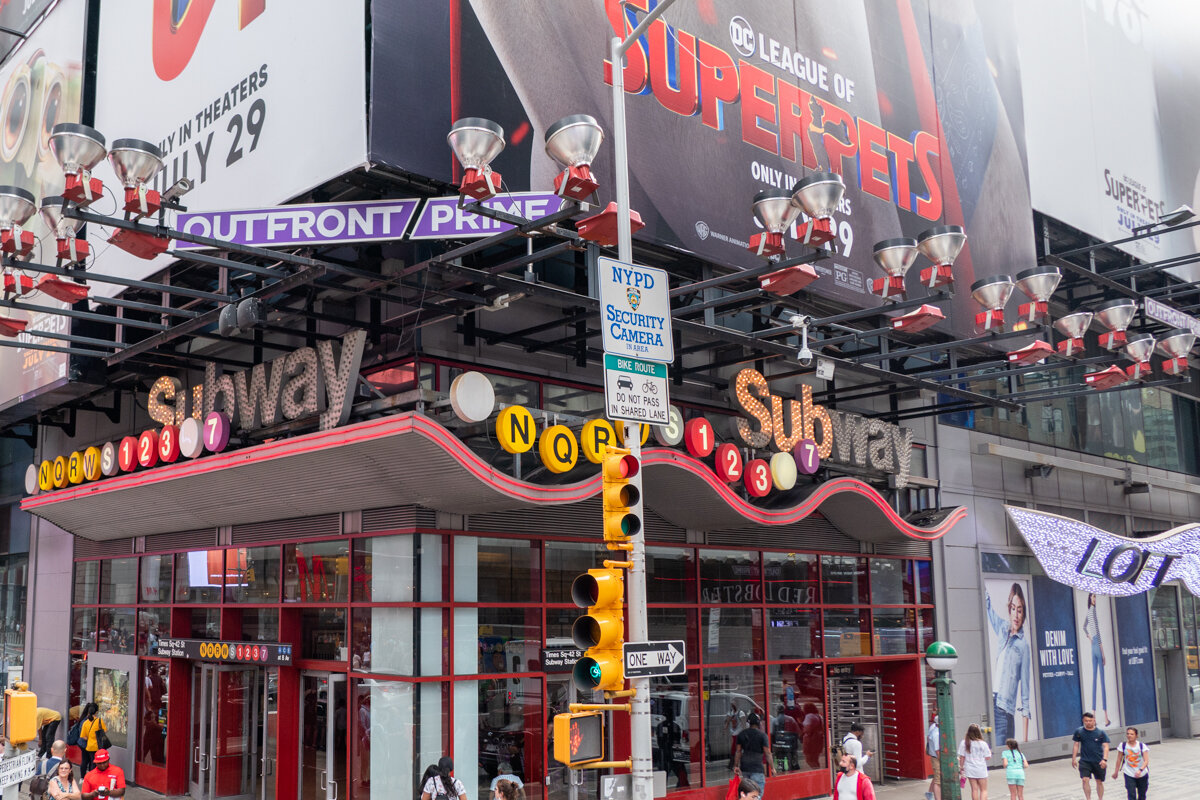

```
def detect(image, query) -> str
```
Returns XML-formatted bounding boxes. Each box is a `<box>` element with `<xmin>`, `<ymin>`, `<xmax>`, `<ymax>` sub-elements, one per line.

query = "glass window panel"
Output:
<box><xmin>224</xmin><ymin>546</ymin><xmax>281</xmax><ymax>602</ymax></box>
<box><xmin>175</xmin><ymin>551</ymin><xmax>223</xmax><ymax>603</ymax></box>
<box><xmin>242</xmin><ymin>608</ymin><xmax>279</xmax><ymax>642</ymax></box>
<box><xmin>702</xmin><ymin>665</ymin><xmax>764</xmax><ymax>786</ymax></box>
<box><xmin>544</xmin><ymin>383</ymin><xmax>605</xmax><ymax>417</ymax></box>
<box><xmin>351</xmin><ymin>678</ymin><xmax>422</xmax><ymax>800</ymax></box>
<box><xmin>284</xmin><ymin>540</ymin><xmax>350</xmax><ymax>602</ymax></box>
<box><xmin>457</xmin><ymin>677</ymin><xmax>543</xmax><ymax>798</ymax></box>
<box><xmin>351</xmin><ymin>608</ymin><xmax>445</xmax><ymax>675</ymax></box>
<box><xmin>873</xmin><ymin>608</ymin><xmax>916</xmax><ymax>655</ymax></box>
<box><xmin>545</xmin><ymin>541</ymin><xmax>606</xmax><ymax>605</ymax></box>
<box><xmin>454</xmin><ymin>607</ymin><xmax>541</xmax><ymax>675</ymax></box>
<box><xmin>821</xmin><ymin>556</ymin><xmax>868</xmax><ymax>605</ymax></box>
<box><xmin>701</xmin><ymin>550</ymin><xmax>761</xmax><ymax>605</ymax></box>
<box><xmin>91</xmin><ymin>668</ymin><xmax>130</xmax><ymax>749</ymax></box>
<box><xmin>190</xmin><ymin>608</ymin><xmax>220</xmax><ymax>639</ymax></box>
<box><xmin>869</xmin><ymin>559</ymin><xmax>912</xmax><ymax>605</ymax></box>
<box><xmin>73</xmin><ymin>561</ymin><xmax>99</xmax><ymax>605</ymax></box>
<box><xmin>767</xmin><ymin>663</ymin><xmax>826</xmax><ymax>773</ymax></box>
<box><xmin>823</xmin><ymin>610</ymin><xmax>871</xmax><ymax>657</ymax></box>
<box><xmin>916</xmin><ymin>561</ymin><xmax>933</xmax><ymax>605</ymax></box>
<box><xmin>72</xmin><ymin>608</ymin><xmax>96</xmax><ymax>650</ymax></box>
<box><xmin>763</xmin><ymin>552</ymin><xmax>818</xmax><ymax>605</ymax></box>
<box><xmin>766</xmin><ymin>609</ymin><xmax>821</xmax><ymax>660</ymax></box>
<box><xmin>920</xmin><ymin>608</ymin><xmax>936</xmax><ymax>653</ymax></box>
<box><xmin>301</xmin><ymin>607</ymin><xmax>348</xmax><ymax>660</ymax></box>
<box><xmin>1150</xmin><ymin>585</ymin><xmax>1181</xmax><ymax>650</ymax></box>
<box><xmin>701</xmin><ymin>608</ymin><xmax>762</xmax><ymax>663</ymax></box>
<box><xmin>138</xmin><ymin>607</ymin><xmax>171</xmax><ymax>655</ymax></box>
<box><xmin>98</xmin><ymin>608</ymin><xmax>135</xmax><ymax>654</ymax></box>
<box><xmin>138</xmin><ymin>660</ymin><xmax>169</xmax><ymax>767</ymax></box>
<box><xmin>648</xmin><ymin>547</ymin><xmax>697</xmax><ymax>604</ymax></box>
<box><xmin>69</xmin><ymin>655</ymin><xmax>85</xmax><ymax>718</ymax></box>
<box><xmin>454</xmin><ymin>538</ymin><xmax>539</xmax><ymax>604</ymax></box>
<box><xmin>139</xmin><ymin>554</ymin><xmax>172</xmax><ymax>603</ymax></box>
<box><xmin>354</xmin><ymin>534</ymin><xmax>442</xmax><ymax>602</ymax></box>
<box><xmin>650</xmin><ymin>670</ymin><xmax>700</xmax><ymax>791</ymax></box>
<box><xmin>649</xmin><ymin>608</ymin><xmax>699</xmax><ymax>664</ymax></box>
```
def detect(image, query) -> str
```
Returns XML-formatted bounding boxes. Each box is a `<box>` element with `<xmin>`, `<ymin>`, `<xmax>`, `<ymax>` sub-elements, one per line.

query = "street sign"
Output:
<box><xmin>0</xmin><ymin>750</ymin><xmax>36</xmax><ymax>789</ymax></box>
<box><xmin>598</xmin><ymin>256</ymin><xmax>674</xmax><ymax>363</ymax></box>
<box><xmin>604</xmin><ymin>354</ymin><xmax>669</xmax><ymax>425</ymax></box>
<box><xmin>623</xmin><ymin>640</ymin><xmax>686</xmax><ymax>677</ymax></box>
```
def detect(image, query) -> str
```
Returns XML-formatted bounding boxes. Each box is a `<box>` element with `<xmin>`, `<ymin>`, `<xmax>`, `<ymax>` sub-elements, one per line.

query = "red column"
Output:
<box><xmin>276</xmin><ymin>610</ymin><xmax>302</xmax><ymax>800</ymax></box>
<box><xmin>166</xmin><ymin>657</ymin><xmax>193</xmax><ymax>795</ymax></box>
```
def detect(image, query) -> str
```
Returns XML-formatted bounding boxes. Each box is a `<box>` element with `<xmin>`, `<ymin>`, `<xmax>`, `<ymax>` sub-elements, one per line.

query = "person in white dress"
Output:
<box><xmin>958</xmin><ymin>724</ymin><xmax>993</xmax><ymax>800</ymax></box>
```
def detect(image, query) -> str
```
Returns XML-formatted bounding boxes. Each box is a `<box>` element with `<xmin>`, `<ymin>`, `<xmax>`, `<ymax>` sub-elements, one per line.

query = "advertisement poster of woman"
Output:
<box><xmin>984</xmin><ymin>579</ymin><xmax>1039</xmax><ymax>745</ymax></box>
<box><xmin>1075</xmin><ymin>591</ymin><xmax>1120</xmax><ymax>728</ymax></box>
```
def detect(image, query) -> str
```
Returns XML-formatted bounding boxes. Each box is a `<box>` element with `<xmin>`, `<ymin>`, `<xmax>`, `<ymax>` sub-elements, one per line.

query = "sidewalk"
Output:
<box><xmin>875</xmin><ymin>737</ymin><xmax>1200</xmax><ymax>800</ymax></box>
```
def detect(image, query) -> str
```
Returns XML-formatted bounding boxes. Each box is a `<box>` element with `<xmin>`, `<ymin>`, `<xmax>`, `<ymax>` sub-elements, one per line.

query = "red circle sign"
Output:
<box><xmin>744</xmin><ymin>459</ymin><xmax>771</xmax><ymax>497</ymax></box>
<box><xmin>684</xmin><ymin>417</ymin><xmax>715</xmax><ymax>458</ymax></box>
<box><xmin>118</xmin><ymin>436</ymin><xmax>139</xmax><ymax>472</ymax></box>
<box><xmin>158</xmin><ymin>424</ymin><xmax>181</xmax><ymax>463</ymax></box>
<box><xmin>138</xmin><ymin>429</ymin><xmax>160</xmax><ymax>468</ymax></box>
<box><xmin>715</xmin><ymin>443</ymin><xmax>743</xmax><ymax>482</ymax></box>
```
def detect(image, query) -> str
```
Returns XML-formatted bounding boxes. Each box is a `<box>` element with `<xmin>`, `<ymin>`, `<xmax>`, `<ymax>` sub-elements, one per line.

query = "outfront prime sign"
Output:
<box><xmin>173</xmin><ymin>200</ymin><xmax>420</xmax><ymax>250</ymax></box>
<box><xmin>1006</xmin><ymin>506</ymin><xmax>1199</xmax><ymax>596</ymax></box>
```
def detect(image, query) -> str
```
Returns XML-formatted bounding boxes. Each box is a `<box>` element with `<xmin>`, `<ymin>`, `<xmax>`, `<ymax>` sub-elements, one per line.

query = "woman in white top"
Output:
<box><xmin>957</xmin><ymin>724</ymin><xmax>993</xmax><ymax>800</ymax></box>
<box><xmin>421</xmin><ymin>758</ymin><xmax>467</xmax><ymax>800</ymax></box>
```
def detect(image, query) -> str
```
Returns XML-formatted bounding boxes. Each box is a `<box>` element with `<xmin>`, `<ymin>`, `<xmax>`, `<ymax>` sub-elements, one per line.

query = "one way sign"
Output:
<box><xmin>623</xmin><ymin>640</ymin><xmax>686</xmax><ymax>677</ymax></box>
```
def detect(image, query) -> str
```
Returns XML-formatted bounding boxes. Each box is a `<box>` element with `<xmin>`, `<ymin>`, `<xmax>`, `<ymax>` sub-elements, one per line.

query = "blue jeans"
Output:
<box><xmin>1091</xmin><ymin>638</ymin><xmax>1107</xmax><ymax>711</ymax></box>
<box><xmin>993</xmin><ymin>697</ymin><xmax>1015</xmax><ymax>744</ymax></box>
<box><xmin>744</xmin><ymin>773</ymin><xmax>766</xmax><ymax>799</ymax></box>
<box><xmin>1124</xmin><ymin>773</ymin><xmax>1147</xmax><ymax>800</ymax></box>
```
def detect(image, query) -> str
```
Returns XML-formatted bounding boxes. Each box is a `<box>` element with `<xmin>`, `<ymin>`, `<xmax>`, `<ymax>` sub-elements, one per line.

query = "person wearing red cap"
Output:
<box><xmin>80</xmin><ymin>750</ymin><xmax>125</xmax><ymax>800</ymax></box>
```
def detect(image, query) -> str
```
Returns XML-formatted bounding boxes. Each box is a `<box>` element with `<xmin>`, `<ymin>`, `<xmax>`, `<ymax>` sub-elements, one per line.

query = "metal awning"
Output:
<box><xmin>21</xmin><ymin>412</ymin><xmax>965</xmax><ymax>542</ymax></box>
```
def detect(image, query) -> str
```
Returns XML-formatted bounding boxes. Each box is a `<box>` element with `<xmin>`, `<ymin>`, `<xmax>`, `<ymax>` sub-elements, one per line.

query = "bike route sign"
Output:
<box><xmin>604</xmin><ymin>354</ymin><xmax>669</xmax><ymax>425</ymax></box>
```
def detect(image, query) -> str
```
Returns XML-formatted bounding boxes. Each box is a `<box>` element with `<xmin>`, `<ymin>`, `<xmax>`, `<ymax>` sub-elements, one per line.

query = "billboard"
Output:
<box><xmin>1032</xmin><ymin>576</ymin><xmax>1082</xmax><ymax>740</ymax></box>
<box><xmin>1018</xmin><ymin>0</ymin><xmax>1200</xmax><ymax>277</ymax></box>
<box><xmin>371</xmin><ymin>0</ymin><xmax>1036</xmax><ymax>335</ymax></box>
<box><xmin>0</xmin><ymin>0</ymin><xmax>85</xmax><ymax>411</ymax></box>
<box><xmin>983</xmin><ymin>577</ymin><xmax>1039</xmax><ymax>744</ymax></box>
<box><xmin>1074</xmin><ymin>589</ymin><xmax>1120</xmax><ymax>728</ymax></box>
<box><xmin>87</xmin><ymin>0</ymin><xmax>368</xmax><ymax>294</ymax></box>
<box><xmin>1113</xmin><ymin>593</ymin><xmax>1157</xmax><ymax>726</ymax></box>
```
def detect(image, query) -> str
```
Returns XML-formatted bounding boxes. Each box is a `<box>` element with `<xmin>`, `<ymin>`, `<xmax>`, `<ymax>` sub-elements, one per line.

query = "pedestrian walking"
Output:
<box><xmin>925</xmin><ymin>714</ymin><xmax>941</xmax><ymax>800</ymax></box>
<box><xmin>1111</xmin><ymin>727</ymin><xmax>1149</xmax><ymax>800</ymax></box>
<box><xmin>78</xmin><ymin>704</ymin><xmax>107</xmax><ymax>777</ymax></box>
<box><xmin>840</xmin><ymin>723</ymin><xmax>873</xmax><ymax>773</ymax></box>
<box><xmin>1072</xmin><ymin>711</ymin><xmax>1110</xmax><ymax>800</ymax></box>
<box><xmin>957</xmin><ymin>724</ymin><xmax>992</xmax><ymax>800</ymax></box>
<box><xmin>832</xmin><ymin>754</ymin><xmax>876</xmax><ymax>800</ymax></box>
<box><xmin>733</xmin><ymin>713</ymin><xmax>773</xmax><ymax>799</ymax></box>
<box><xmin>421</xmin><ymin>757</ymin><xmax>466</xmax><ymax>800</ymax></box>
<box><xmin>1001</xmin><ymin>739</ymin><xmax>1027</xmax><ymax>800</ymax></box>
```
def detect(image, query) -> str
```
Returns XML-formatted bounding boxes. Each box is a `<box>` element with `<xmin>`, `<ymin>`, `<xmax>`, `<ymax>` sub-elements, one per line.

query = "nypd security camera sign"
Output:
<box><xmin>598</xmin><ymin>256</ymin><xmax>674</xmax><ymax>364</ymax></box>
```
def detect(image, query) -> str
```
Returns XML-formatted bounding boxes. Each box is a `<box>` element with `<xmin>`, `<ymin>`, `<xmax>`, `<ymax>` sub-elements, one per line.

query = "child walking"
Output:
<box><xmin>1001</xmin><ymin>739</ymin><xmax>1027</xmax><ymax>800</ymax></box>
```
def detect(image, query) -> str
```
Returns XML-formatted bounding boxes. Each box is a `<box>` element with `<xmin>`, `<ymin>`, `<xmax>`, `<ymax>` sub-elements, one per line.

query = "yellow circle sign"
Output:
<box><xmin>83</xmin><ymin>446</ymin><xmax>103</xmax><ymax>481</ymax></box>
<box><xmin>581</xmin><ymin>419</ymin><xmax>616</xmax><ymax>463</ymax></box>
<box><xmin>222</xmin><ymin>643</ymin><xmax>230</xmax><ymax>659</ymax></box>
<box><xmin>539</xmin><ymin>424</ymin><xmax>578</xmax><ymax>473</ymax></box>
<box><xmin>496</xmin><ymin>406</ymin><xmax>536</xmax><ymax>454</ymax></box>
<box><xmin>52</xmin><ymin>456</ymin><xmax>69</xmax><ymax>489</ymax></box>
<box><xmin>38</xmin><ymin>460</ymin><xmax>54</xmax><ymax>491</ymax></box>
<box><xmin>67</xmin><ymin>452</ymin><xmax>85</xmax><ymax>485</ymax></box>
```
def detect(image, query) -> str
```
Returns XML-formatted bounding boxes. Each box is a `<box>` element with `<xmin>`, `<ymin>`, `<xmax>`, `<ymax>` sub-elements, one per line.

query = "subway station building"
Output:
<box><xmin>2</xmin><ymin>3</ymin><xmax>1200</xmax><ymax>800</ymax></box>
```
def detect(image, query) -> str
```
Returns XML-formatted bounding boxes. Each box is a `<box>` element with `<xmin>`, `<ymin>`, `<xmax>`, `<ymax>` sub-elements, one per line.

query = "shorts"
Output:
<box><xmin>1079</xmin><ymin>761</ymin><xmax>1105</xmax><ymax>781</ymax></box>
<box><xmin>930</xmin><ymin>756</ymin><xmax>942</xmax><ymax>779</ymax></box>
<box><xmin>1007</xmin><ymin>779</ymin><xmax>1025</xmax><ymax>786</ymax></box>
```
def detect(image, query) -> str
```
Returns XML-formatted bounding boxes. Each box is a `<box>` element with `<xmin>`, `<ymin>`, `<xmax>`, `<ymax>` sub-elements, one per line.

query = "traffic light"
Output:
<box><xmin>571</xmin><ymin>567</ymin><xmax>625</xmax><ymax>691</ymax></box>
<box><xmin>552</xmin><ymin>711</ymin><xmax>605</xmax><ymax>767</ymax></box>
<box><xmin>602</xmin><ymin>447</ymin><xmax>641</xmax><ymax>546</ymax></box>
<box><xmin>4</xmin><ymin>681</ymin><xmax>37</xmax><ymax>745</ymax></box>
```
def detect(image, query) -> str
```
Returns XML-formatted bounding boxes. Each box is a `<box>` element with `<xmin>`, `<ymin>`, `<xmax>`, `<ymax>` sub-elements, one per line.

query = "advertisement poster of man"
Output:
<box><xmin>983</xmin><ymin>578</ymin><xmax>1038</xmax><ymax>744</ymax></box>
<box><xmin>1074</xmin><ymin>590</ymin><xmax>1120</xmax><ymax>728</ymax></box>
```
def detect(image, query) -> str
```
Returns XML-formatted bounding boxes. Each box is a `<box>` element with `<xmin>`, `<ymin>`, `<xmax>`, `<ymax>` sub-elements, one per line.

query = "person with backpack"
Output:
<box><xmin>421</xmin><ymin>757</ymin><xmax>466</xmax><ymax>800</ymax></box>
<box><xmin>839</xmin><ymin>724</ymin><xmax>872</xmax><ymax>774</ymax></box>
<box><xmin>78</xmin><ymin>704</ymin><xmax>107</xmax><ymax>776</ymax></box>
<box><xmin>28</xmin><ymin>740</ymin><xmax>67</xmax><ymax>797</ymax></box>
<box><xmin>1111</xmin><ymin>727</ymin><xmax>1149</xmax><ymax>800</ymax></box>
<box><xmin>1001</xmin><ymin>739</ymin><xmax>1027</xmax><ymax>800</ymax></box>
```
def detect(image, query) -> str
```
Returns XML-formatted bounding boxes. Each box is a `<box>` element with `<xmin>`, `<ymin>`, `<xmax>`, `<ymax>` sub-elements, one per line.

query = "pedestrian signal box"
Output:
<box><xmin>4</xmin><ymin>682</ymin><xmax>37</xmax><ymax>745</ymax></box>
<box><xmin>553</xmin><ymin>711</ymin><xmax>605</xmax><ymax>767</ymax></box>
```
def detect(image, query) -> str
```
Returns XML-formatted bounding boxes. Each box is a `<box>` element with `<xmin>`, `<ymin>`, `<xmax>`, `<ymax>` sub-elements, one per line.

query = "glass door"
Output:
<box><xmin>300</xmin><ymin>672</ymin><xmax>347</xmax><ymax>800</ymax></box>
<box><xmin>191</xmin><ymin>664</ymin><xmax>265</xmax><ymax>800</ymax></box>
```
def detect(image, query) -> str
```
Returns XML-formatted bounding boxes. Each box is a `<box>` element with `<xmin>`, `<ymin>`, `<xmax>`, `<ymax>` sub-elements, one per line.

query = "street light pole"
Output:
<box><xmin>925</xmin><ymin>642</ymin><xmax>962</xmax><ymax>800</ymax></box>
<box><xmin>610</xmin><ymin>4</ymin><xmax>679</xmax><ymax>800</ymax></box>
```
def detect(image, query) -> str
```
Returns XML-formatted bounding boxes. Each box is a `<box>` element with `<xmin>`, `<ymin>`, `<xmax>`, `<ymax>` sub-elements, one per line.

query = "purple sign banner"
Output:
<box><xmin>1144</xmin><ymin>297</ymin><xmax>1200</xmax><ymax>337</ymax></box>
<box><xmin>172</xmin><ymin>200</ymin><xmax>420</xmax><ymax>251</ymax></box>
<box><xmin>408</xmin><ymin>192</ymin><xmax>566</xmax><ymax>239</ymax></box>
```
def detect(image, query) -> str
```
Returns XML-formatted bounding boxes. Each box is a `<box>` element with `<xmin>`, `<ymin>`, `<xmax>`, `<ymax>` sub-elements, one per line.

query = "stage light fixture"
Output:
<box><xmin>1084</xmin><ymin>365</ymin><xmax>1128</xmax><ymax>390</ymax></box>
<box><xmin>545</xmin><ymin>114</ymin><xmax>604</xmax><ymax>201</ymax></box>
<box><xmin>1053</xmin><ymin>310</ymin><xmax>1093</xmax><ymax>357</ymax></box>
<box><xmin>1014</xmin><ymin>265</ymin><xmax>1061</xmax><ymax>323</ymax></box>
<box><xmin>970</xmin><ymin>274</ymin><xmax>1014</xmax><ymax>331</ymax></box>
<box><xmin>108</xmin><ymin>138</ymin><xmax>165</xmax><ymax>217</ymax></box>
<box><xmin>1122</xmin><ymin>333</ymin><xmax>1155</xmax><ymax>381</ymax></box>
<box><xmin>1092</xmin><ymin>298</ymin><xmax>1138</xmax><ymax>351</ymax></box>
<box><xmin>889</xmin><ymin>304</ymin><xmax>944</xmax><ymax>332</ymax></box>
<box><xmin>1156</xmin><ymin>328</ymin><xmax>1196</xmax><ymax>376</ymax></box>
<box><xmin>447</xmin><ymin>117</ymin><xmax>505</xmax><ymax>200</ymax></box>
<box><xmin>40</xmin><ymin>197</ymin><xmax>88</xmax><ymax>264</ymax></box>
<box><xmin>49</xmin><ymin>123</ymin><xmax>106</xmax><ymax>206</ymax></box>
<box><xmin>916</xmin><ymin>225</ymin><xmax>966</xmax><ymax>289</ymax></box>
<box><xmin>870</xmin><ymin>237</ymin><xmax>918</xmax><ymax>299</ymax></box>
<box><xmin>748</xmin><ymin>188</ymin><xmax>800</xmax><ymax>258</ymax></box>
<box><xmin>0</xmin><ymin>185</ymin><xmax>36</xmax><ymax>257</ymax></box>
<box><xmin>790</xmin><ymin>172</ymin><xmax>843</xmax><ymax>246</ymax></box>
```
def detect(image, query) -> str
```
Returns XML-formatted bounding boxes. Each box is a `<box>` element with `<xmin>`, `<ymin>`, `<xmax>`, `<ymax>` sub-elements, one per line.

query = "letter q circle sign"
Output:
<box><xmin>450</xmin><ymin>371</ymin><xmax>496</xmax><ymax>423</ymax></box>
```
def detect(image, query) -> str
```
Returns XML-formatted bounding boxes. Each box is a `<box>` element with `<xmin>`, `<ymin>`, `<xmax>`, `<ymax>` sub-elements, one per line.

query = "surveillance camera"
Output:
<box><xmin>789</xmin><ymin>313</ymin><xmax>811</xmax><ymax>328</ymax></box>
<box><xmin>798</xmin><ymin>346</ymin><xmax>813</xmax><ymax>366</ymax></box>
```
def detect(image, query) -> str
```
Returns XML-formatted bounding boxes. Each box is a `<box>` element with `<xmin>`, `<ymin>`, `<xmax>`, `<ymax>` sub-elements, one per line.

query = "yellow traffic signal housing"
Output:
<box><xmin>4</xmin><ymin>682</ymin><xmax>37</xmax><ymax>745</ymax></box>
<box><xmin>602</xmin><ymin>448</ymin><xmax>641</xmax><ymax>544</ymax></box>
<box><xmin>571</xmin><ymin>567</ymin><xmax>625</xmax><ymax>691</ymax></box>
<box><xmin>552</xmin><ymin>711</ymin><xmax>605</xmax><ymax>767</ymax></box>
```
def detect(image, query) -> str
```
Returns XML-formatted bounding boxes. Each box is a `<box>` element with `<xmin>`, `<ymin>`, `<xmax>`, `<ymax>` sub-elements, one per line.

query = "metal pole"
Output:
<box><xmin>934</xmin><ymin>671</ymin><xmax>961</xmax><ymax>800</ymax></box>
<box><xmin>612</xmin><ymin>5</ymin><xmax>678</xmax><ymax>799</ymax></box>
<box><xmin>624</xmin><ymin>421</ymin><xmax>651</xmax><ymax>800</ymax></box>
